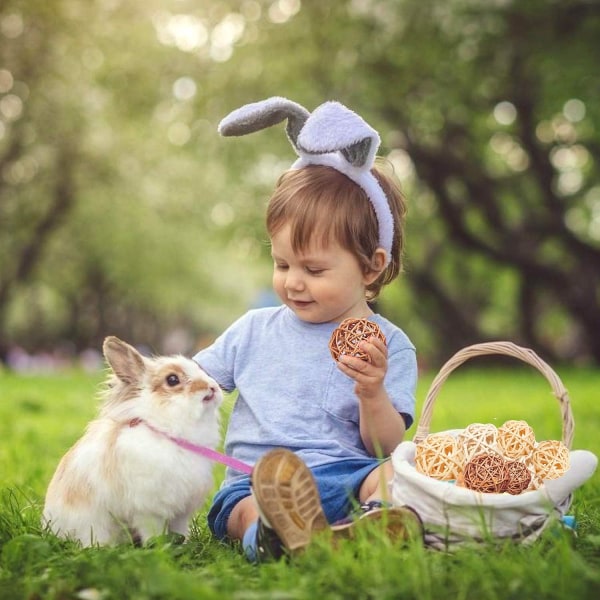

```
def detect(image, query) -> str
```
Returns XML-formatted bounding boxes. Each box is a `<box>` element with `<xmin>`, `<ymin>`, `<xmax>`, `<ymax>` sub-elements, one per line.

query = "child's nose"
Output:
<box><xmin>285</xmin><ymin>269</ymin><xmax>305</xmax><ymax>291</ymax></box>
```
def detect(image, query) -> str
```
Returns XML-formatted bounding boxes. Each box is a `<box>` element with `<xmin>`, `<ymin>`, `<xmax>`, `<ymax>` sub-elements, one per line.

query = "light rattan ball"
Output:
<box><xmin>532</xmin><ymin>440</ymin><xmax>570</xmax><ymax>482</ymax></box>
<box><xmin>329</xmin><ymin>318</ymin><xmax>386</xmax><ymax>363</ymax></box>
<box><xmin>505</xmin><ymin>460</ymin><xmax>533</xmax><ymax>495</ymax></box>
<box><xmin>456</xmin><ymin>423</ymin><xmax>500</xmax><ymax>465</ymax></box>
<box><xmin>497</xmin><ymin>419</ymin><xmax>537</xmax><ymax>460</ymax></box>
<box><xmin>415</xmin><ymin>433</ymin><xmax>459</xmax><ymax>481</ymax></box>
<box><xmin>462</xmin><ymin>453</ymin><xmax>510</xmax><ymax>493</ymax></box>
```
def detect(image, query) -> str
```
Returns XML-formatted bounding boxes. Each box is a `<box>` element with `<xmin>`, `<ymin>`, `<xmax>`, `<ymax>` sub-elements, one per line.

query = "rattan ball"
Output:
<box><xmin>462</xmin><ymin>453</ymin><xmax>510</xmax><ymax>493</ymax></box>
<box><xmin>415</xmin><ymin>433</ymin><xmax>459</xmax><ymax>480</ymax></box>
<box><xmin>532</xmin><ymin>440</ymin><xmax>570</xmax><ymax>482</ymax></box>
<box><xmin>456</xmin><ymin>423</ymin><xmax>500</xmax><ymax>465</ymax></box>
<box><xmin>505</xmin><ymin>460</ymin><xmax>532</xmax><ymax>495</ymax></box>
<box><xmin>497</xmin><ymin>420</ymin><xmax>537</xmax><ymax>460</ymax></box>
<box><xmin>329</xmin><ymin>318</ymin><xmax>386</xmax><ymax>362</ymax></box>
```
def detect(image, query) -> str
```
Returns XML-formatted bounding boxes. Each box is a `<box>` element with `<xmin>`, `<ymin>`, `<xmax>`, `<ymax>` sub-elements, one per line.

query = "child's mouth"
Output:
<box><xmin>289</xmin><ymin>299</ymin><xmax>313</xmax><ymax>309</ymax></box>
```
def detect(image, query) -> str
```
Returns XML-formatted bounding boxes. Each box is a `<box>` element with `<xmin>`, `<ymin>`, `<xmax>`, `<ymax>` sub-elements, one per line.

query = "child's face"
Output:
<box><xmin>270</xmin><ymin>223</ymin><xmax>375</xmax><ymax>324</ymax></box>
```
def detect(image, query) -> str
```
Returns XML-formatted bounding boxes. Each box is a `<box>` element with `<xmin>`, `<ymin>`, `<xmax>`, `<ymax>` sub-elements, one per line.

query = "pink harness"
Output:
<box><xmin>128</xmin><ymin>418</ymin><xmax>253</xmax><ymax>475</ymax></box>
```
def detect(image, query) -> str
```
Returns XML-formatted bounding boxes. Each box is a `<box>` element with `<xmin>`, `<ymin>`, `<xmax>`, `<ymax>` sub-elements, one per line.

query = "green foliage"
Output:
<box><xmin>1</xmin><ymin>368</ymin><xmax>599</xmax><ymax>599</ymax></box>
<box><xmin>206</xmin><ymin>0</ymin><xmax>600</xmax><ymax>364</ymax></box>
<box><xmin>0</xmin><ymin>0</ymin><xmax>272</xmax><ymax>355</ymax></box>
<box><xmin>1</xmin><ymin>0</ymin><xmax>600</xmax><ymax>363</ymax></box>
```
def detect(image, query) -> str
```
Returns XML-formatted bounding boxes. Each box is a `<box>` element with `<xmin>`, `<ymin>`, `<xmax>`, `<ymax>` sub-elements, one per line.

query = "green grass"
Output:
<box><xmin>1</xmin><ymin>365</ymin><xmax>600</xmax><ymax>599</ymax></box>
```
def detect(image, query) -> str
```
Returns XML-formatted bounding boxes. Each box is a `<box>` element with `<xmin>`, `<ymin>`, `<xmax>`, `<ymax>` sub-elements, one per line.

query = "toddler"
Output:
<box><xmin>194</xmin><ymin>98</ymin><xmax>422</xmax><ymax>561</ymax></box>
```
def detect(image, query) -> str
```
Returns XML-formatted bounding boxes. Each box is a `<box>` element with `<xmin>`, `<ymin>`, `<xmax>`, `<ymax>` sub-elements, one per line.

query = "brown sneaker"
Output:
<box><xmin>251</xmin><ymin>448</ymin><xmax>328</xmax><ymax>560</ymax></box>
<box><xmin>331</xmin><ymin>501</ymin><xmax>424</xmax><ymax>544</ymax></box>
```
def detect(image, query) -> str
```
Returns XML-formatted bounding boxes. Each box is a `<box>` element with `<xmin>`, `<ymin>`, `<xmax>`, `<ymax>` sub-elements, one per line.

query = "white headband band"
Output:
<box><xmin>218</xmin><ymin>97</ymin><xmax>394</xmax><ymax>267</ymax></box>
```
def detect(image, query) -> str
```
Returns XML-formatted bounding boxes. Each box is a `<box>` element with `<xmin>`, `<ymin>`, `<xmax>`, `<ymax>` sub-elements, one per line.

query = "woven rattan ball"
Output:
<box><xmin>456</xmin><ymin>423</ymin><xmax>500</xmax><ymax>465</ymax></box>
<box><xmin>329</xmin><ymin>318</ymin><xmax>386</xmax><ymax>362</ymax></box>
<box><xmin>415</xmin><ymin>433</ymin><xmax>459</xmax><ymax>480</ymax></box>
<box><xmin>497</xmin><ymin>420</ymin><xmax>536</xmax><ymax>460</ymax></box>
<box><xmin>462</xmin><ymin>453</ymin><xmax>510</xmax><ymax>493</ymax></box>
<box><xmin>532</xmin><ymin>440</ymin><xmax>570</xmax><ymax>482</ymax></box>
<box><xmin>505</xmin><ymin>460</ymin><xmax>532</xmax><ymax>495</ymax></box>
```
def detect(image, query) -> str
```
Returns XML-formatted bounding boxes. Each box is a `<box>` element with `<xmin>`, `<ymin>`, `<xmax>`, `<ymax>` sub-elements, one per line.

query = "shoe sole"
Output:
<box><xmin>252</xmin><ymin>448</ymin><xmax>328</xmax><ymax>553</ymax></box>
<box><xmin>331</xmin><ymin>505</ymin><xmax>424</xmax><ymax>543</ymax></box>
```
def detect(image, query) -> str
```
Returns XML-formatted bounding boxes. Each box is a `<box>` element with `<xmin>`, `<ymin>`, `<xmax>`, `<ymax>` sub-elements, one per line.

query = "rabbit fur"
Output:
<box><xmin>43</xmin><ymin>336</ymin><xmax>222</xmax><ymax>546</ymax></box>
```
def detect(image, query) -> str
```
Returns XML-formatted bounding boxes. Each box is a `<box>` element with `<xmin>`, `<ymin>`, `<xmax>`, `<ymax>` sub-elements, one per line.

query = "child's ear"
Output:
<box><xmin>363</xmin><ymin>248</ymin><xmax>387</xmax><ymax>284</ymax></box>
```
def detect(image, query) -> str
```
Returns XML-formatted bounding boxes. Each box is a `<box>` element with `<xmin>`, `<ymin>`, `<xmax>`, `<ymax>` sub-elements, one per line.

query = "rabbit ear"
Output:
<box><xmin>218</xmin><ymin>96</ymin><xmax>310</xmax><ymax>149</ymax></box>
<box><xmin>296</xmin><ymin>101</ymin><xmax>380</xmax><ymax>169</ymax></box>
<box><xmin>103</xmin><ymin>336</ymin><xmax>145</xmax><ymax>385</ymax></box>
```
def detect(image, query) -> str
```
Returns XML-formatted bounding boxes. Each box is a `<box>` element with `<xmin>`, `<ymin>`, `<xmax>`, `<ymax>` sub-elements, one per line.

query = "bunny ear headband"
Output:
<box><xmin>218</xmin><ymin>96</ymin><xmax>394</xmax><ymax>267</ymax></box>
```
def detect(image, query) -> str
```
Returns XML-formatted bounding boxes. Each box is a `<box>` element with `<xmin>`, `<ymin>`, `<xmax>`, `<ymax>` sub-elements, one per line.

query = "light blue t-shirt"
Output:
<box><xmin>193</xmin><ymin>305</ymin><xmax>417</xmax><ymax>483</ymax></box>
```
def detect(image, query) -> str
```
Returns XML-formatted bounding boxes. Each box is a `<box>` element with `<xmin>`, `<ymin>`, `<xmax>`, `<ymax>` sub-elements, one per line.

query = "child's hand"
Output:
<box><xmin>336</xmin><ymin>336</ymin><xmax>388</xmax><ymax>401</ymax></box>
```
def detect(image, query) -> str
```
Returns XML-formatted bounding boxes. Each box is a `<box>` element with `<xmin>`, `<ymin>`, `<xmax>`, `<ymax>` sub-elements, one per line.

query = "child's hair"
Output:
<box><xmin>266</xmin><ymin>162</ymin><xmax>406</xmax><ymax>300</ymax></box>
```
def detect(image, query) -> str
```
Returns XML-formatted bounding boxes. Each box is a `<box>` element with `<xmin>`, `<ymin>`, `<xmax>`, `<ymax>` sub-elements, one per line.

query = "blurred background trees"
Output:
<box><xmin>1</xmin><ymin>0</ymin><xmax>598</xmax><ymax>368</ymax></box>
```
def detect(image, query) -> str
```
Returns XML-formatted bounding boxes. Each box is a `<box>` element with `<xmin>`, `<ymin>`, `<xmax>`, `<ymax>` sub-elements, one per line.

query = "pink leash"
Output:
<box><xmin>129</xmin><ymin>418</ymin><xmax>253</xmax><ymax>475</ymax></box>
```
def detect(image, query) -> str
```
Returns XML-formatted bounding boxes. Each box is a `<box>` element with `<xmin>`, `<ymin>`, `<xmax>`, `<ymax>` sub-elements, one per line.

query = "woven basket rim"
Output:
<box><xmin>412</xmin><ymin>341</ymin><xmax>574</xmax><ymax>449</ymax></box>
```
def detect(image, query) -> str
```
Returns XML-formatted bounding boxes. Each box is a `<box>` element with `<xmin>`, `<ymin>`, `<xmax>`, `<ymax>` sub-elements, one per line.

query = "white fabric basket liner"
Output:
<box><xmin>392</xmin><ymin>439</ymin><xmax>597</xmax><ymax>545</ymax></box>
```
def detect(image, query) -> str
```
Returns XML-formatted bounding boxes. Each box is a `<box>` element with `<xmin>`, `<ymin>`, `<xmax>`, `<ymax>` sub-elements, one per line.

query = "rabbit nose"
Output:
<box><xmin>203</xmin><ymin>385</ymin><xmax>218</xmax><ymax>403</ymax></box>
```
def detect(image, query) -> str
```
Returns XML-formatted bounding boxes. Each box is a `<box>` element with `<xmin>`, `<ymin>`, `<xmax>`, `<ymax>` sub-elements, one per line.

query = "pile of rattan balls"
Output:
<box><xmin>414</xmin><ymin>420</ymin><xmax>570</xmax><ymax>494</ymax></box>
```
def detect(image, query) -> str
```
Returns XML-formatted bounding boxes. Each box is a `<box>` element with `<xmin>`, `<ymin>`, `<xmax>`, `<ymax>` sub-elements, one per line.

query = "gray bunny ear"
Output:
<box><xmin>218</xmin><ymin>96</ymin><xmax>310</xmax><ymax>148</ymax></box>
<box><xmin>296</xmin><ymin>101</ymin><xmax>380</xmax><ymax>169</ymax></box>
<box><xmin>340</xmin><ymin>139</ymin><xmax>376</xmax><ymax>168</ymax></box>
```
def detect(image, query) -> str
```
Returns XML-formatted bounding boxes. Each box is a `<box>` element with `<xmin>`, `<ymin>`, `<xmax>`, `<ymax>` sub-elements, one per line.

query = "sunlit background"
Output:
<box><xmin>1</xmin><ymin>0</ymin><xmax>599</xmax><ymax>371</ymax></box>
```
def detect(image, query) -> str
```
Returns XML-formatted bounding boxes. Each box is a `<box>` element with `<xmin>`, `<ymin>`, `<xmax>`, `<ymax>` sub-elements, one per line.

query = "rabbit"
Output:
<box><xmin>42</xmin><ymin>336</ymin><xmax>222</xmax><ymax>547</ymax></box>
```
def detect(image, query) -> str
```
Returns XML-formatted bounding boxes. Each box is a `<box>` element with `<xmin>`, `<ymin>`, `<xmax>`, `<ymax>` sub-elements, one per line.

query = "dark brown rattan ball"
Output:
<box><xmin>462</xmin><ymin>453</ymin><xmax>510</xmax><ymax>494</ymax></box>
<box><xmin>505</xmin><ymin>460</ymin><xmax>532</xmax><ymax>495</ymax></box>
<box><xmin>329</xmin><ymin>318</ymin><xmax>386</xmax><ymax>362</ymax></box>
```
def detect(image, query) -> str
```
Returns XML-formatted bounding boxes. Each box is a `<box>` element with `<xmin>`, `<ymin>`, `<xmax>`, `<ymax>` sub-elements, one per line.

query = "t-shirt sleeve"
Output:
<box><xmin>193</xmin><ymin>313</ymin><xmax>249</xmax><ymax>393</ymax></box>
<box><xmin>386</xmin><ymin>343</ymin><xmax>418</xmax><ymax>430</ymax></box>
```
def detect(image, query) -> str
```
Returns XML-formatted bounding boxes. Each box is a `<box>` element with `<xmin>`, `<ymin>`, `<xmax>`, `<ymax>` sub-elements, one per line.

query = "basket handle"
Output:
<box><xmin>412</xmin><ymin>341</ymin><xmax>574</xmax><ymax>449</ymax></box>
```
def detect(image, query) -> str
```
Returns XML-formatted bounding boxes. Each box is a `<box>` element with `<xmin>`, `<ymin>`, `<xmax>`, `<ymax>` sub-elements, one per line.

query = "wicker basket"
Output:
<box><xmin>391</xmin><ymin>342</ymin><xmax>597</xmax><ymax>549</ymax></box>
<box><xmin>413</xmin><ymin>341</ymin><xmax>574</xmax><ymax>447</ymax></box>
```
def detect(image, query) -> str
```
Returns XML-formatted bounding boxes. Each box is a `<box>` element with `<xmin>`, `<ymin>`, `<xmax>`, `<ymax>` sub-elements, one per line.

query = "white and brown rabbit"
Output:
<box><xmin>43</xmin><ymin>336</ymin><xmax>222</xmax><ymax>546</ymax></box>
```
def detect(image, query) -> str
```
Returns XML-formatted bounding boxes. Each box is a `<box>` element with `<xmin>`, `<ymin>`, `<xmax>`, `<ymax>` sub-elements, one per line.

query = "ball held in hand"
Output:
<box><xmin>329</xmin><ymin>318</ymin><xmax>386</xmax><ymax>362</ymax></box>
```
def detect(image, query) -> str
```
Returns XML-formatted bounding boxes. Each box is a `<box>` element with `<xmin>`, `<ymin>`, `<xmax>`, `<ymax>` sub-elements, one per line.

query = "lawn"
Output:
<box><xmin>1</xmin><ymin>362</ymin><xmax>599</xmax><ymax>599</ymax></box>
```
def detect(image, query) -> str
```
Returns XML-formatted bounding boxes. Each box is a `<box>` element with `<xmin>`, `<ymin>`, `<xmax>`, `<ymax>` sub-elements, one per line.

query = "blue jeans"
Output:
<box><xmin>208</xmin><ymin>457</ymin><xmax>385</xmax><ymax>540</ymax></box>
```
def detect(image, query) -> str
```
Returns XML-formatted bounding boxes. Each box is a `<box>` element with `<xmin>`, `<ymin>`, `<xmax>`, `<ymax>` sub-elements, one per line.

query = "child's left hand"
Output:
<box><xmin>336</xmin><ymin>336</ymin><xmax>387</xmax><ymax>401</ymax></box>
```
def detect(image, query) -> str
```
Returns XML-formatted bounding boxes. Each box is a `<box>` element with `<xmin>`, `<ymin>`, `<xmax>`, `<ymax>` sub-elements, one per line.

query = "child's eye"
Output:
<box><xmin>306</xmin><ymin>267</ymin><xmax>324</xmax><ymax>276</ymax></box>
<box><xmin>274</xmin><ymin>263</ymin><xmax>288</xmax><ymax>271</ymax></box>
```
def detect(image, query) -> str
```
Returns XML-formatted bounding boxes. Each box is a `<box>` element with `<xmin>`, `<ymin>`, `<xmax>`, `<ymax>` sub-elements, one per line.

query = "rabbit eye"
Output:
<box><xmin>166</xmin><ymin>374</ymin><xmax>180</xmax><ymax>387</ymax></box>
